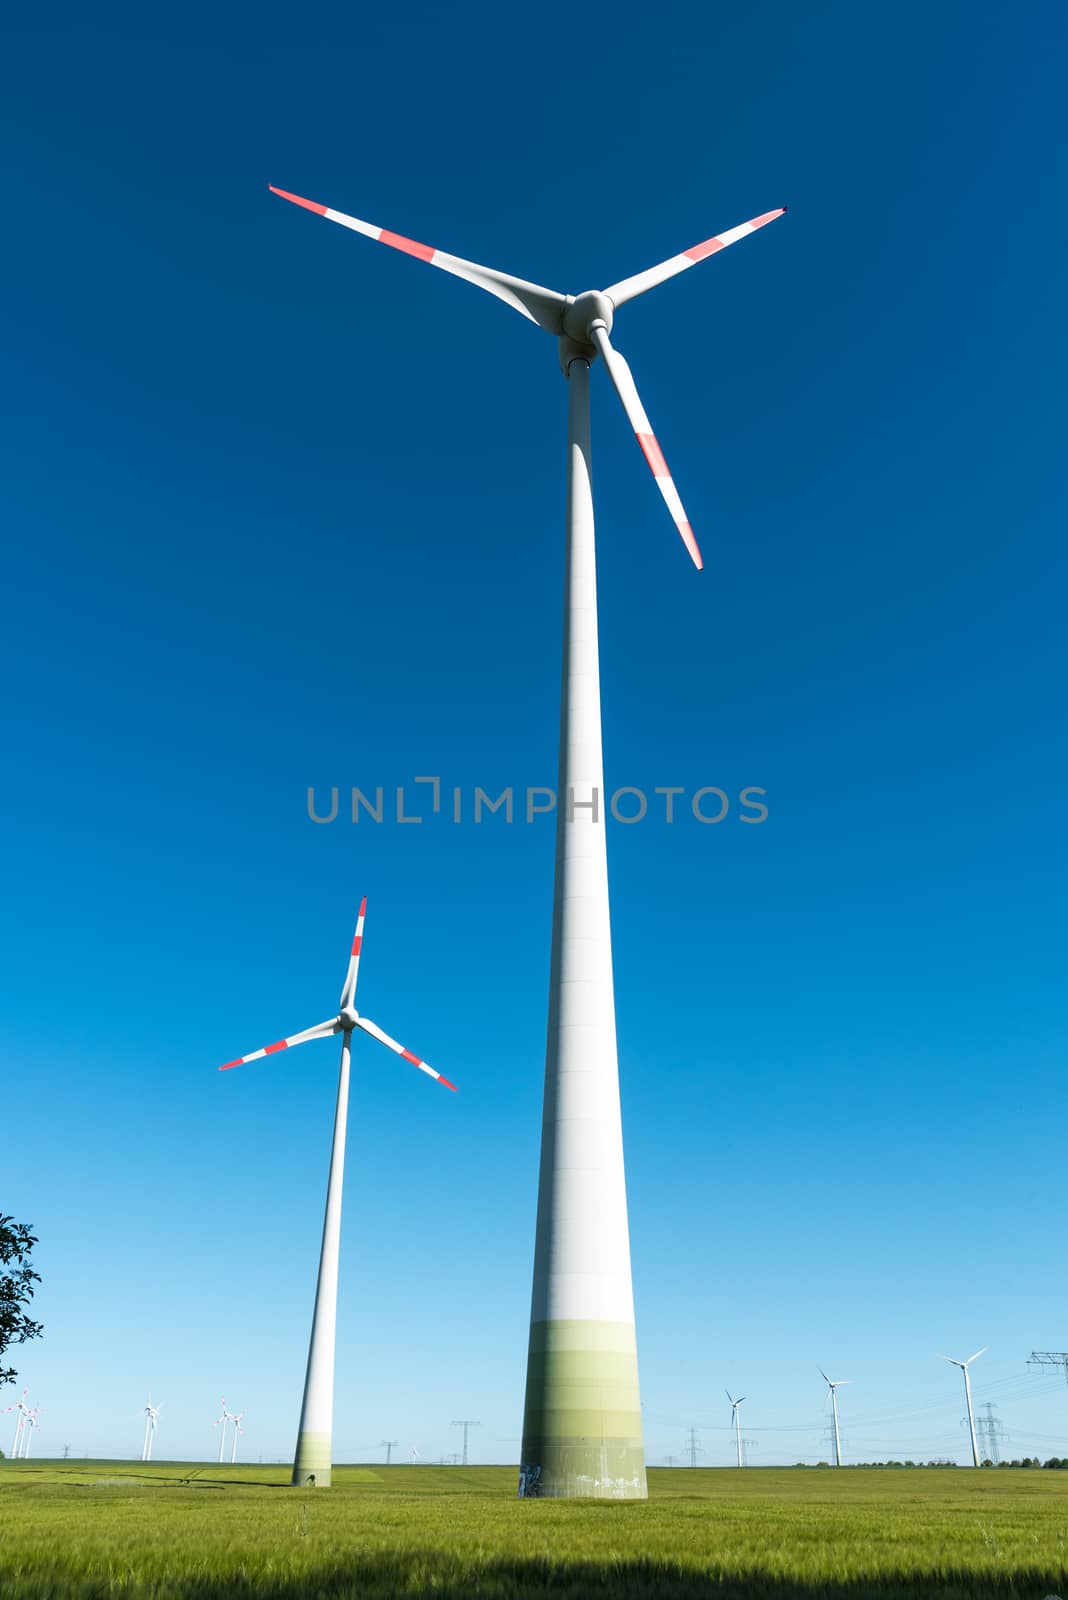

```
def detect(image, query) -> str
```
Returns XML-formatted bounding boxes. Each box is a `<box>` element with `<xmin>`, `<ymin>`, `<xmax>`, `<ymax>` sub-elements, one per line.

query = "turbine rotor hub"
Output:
<box><xmin>562</xmin><ymin>291</ymin><xmax>614</xmax><ymax>344</ymax></box>
<box><xmin>339</xmin><ymin>1006</ymin><xmax>359</xmax><ymax>1030</ymax></box>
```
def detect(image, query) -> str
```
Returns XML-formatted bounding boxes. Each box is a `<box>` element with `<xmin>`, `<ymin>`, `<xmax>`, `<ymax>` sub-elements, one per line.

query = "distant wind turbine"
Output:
<box><xmin>141</xmin><ymin>1396</ymin><xmax>162</xmax><ymax>1462</ymax></box>
<box><xmin>726</xmin><ymin>1391</ymin><xmax>746</xmax><ymax>1468</ymax></box>
<box><xmin>937</xmin><ymin>1347</ymin><xmax>987</xmax><ymax>1466</ymax></box>
<box><xmin>6</xmin><ymin>1390</ymin><xmax>31</xmax><ymax>1459</ymax></box>
<box><xmin>21</xmin><ymin>1406</ymin><xmax>40</xmax><ymax>1458</ymax></box>
<box><xmin>819</xmin><ymin>1370</ymin><xmax>852</xmax><ymax>1467</ymax></box>
<box><xmin>218</xmin><ymin>899</ymin><xmax>454</xmax><ymax>1487</ymax></box>
<box><xmin>215</xmin><ymin>1397</ymin><xmax>237</xmax><ymax>1464</ymax></box>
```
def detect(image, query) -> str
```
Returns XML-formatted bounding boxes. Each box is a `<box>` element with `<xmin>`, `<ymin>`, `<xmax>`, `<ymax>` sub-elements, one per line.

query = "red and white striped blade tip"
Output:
<box><xmin>268</xmin><ymin>185</ymin><xmax>327</xmax><ymax>216</ymax></box>
<box><xmin>634</xmin><ymin>432</ymin><xmax>703</xmax><ymax>570</ymax></box>
<box><xmin>400</xmin><ymin>1044</ymin><xmax>457</xmax><ymax>1092</ymax></box>
<box><xmin>218</xmin><ymin>1041</ymin><xmax>285</xmax><ymax>1071</ymax></box>
<box><xmin>218</xmin><ymin>1017</ymin><xmax>337</xmax><ymax>1071</ymax></box>
<box><xmin>714</xmin><ymin>205</ymin><xmax>786</xmax><ymax>244</ymax></box>
<box><xmin>410</xmin><ymin>1055</ymin><xmax>457</xmax><ymax>1092</ymax></box>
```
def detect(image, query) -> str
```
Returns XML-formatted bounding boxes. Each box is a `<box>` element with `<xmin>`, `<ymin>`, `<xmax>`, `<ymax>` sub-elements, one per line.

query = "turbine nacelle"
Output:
<box><xmin>937</xmin><ymin>1347</ymin><xmax>987</xmax><ymax>1371</ymax></box>
<box><xmin>558</xmin><ymin>290</ymin><xmax>614</xmax><ymax>374</ymax></box>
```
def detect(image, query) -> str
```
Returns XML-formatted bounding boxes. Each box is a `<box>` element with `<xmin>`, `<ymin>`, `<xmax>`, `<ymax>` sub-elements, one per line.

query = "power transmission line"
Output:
<box><xmin>686</xmin><ymin>1427</ymin><xmax>704</xmax><ymax>1469</ymax></box>
<box><xmin>451</xmin><ymin>1420</ymin><xmax>480</xmax><ymax>1466</ymax></box>
<box><xmin>1028</xmin><ymin>1352</ymin><xmax>1068</xmax><ymax>1385</ymax></box>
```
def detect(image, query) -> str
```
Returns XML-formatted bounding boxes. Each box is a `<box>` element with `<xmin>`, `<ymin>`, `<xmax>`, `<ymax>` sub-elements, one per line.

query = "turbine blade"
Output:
<box><xmin>936</xmin><ymin>1355</ymin><xmax>961</xmax><ymax>1366</ymax></box>
<box><xmin>340</xmin><ymin>898</ymin><xmax>367</xmax><ymax>1009</ymax></box>
<box><xmin>219</xmin><ymin>1018</ymin><xmax>339</xmax><ymax>1071</ymax></box>
<box><xmin>269</xmin><ymin>187</ymin><xmax>567</xmax><ymax>333</ymax></box>
<box><xmin>354</xmin><ymin>1015</ymin><xmax>457</xmax><ymax>1091</ymax></box>
<box><xmin>725</xmin><ymin>1390</ymin><xmax>734</xmax><ymax>1404</ymax></box>
<box><xmin>604</xmin><ymin>208</ymin><xmax>787</xmax><ymax>308</ymax></box>
<box><xmin>818</xmin><ymin>1369</ymin><xmax>830</xmax><ymax>1383</ymax></box>
<box><xmin>966</xmin><ymin>1347</ymin><xmax>988</xmax><ymax>1366</ymax></box>
<box><xmin>588</xmin><ymin>324</ymin><xmax>703</xmax><ymax>570</ymax></box>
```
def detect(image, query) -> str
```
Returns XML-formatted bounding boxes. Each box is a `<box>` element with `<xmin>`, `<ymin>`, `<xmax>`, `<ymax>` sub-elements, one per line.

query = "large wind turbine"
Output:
<box><xmin>726</xmin><ymin>1391</ymin><xmax>746</xmax><ymax>1467</ymax></box>
<box><xmin>219</xmin><ymin>899</ymin><xmax>454</xmax><ymax>1486</ymax></box>
<box><xmin>819</xmin><ymin>1369</ymin><xmax>852</xmax><ymax>1467</ymax></box>
<box><xmin>937</xmin><ymin>1346</ymin><xmax>987</xmax><ymax>1466</ymax></box>
<box><xmin>270</xmin><ymin>184</ymin><xmax>786</xmax><ymax>1499</ymax></box>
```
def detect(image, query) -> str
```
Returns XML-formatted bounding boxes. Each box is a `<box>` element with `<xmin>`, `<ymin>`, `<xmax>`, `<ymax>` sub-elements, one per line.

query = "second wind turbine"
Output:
<box><xmin>270</xmin><ymin>182</ymin><xmax>786</xmax><ymax>1499</ymax></box>
<box><xmin>726</xmin><ymin>1391</ymin><xmax>746</xmax><ymax>1467</ymax></box>
<box><xmin>219</xmin><ymin>900</ymin><xmax>455</xmax><ymax>1486</ymax></box>
<box><xmin>937</xmin><ymin>1346</ymin><xmax>987</xmax><ymax>1466</ymax></box>
<box><xmin>820</xmin><ymin>1369</ymin><xmax>852</xmax><ymax>1467</ymax></box>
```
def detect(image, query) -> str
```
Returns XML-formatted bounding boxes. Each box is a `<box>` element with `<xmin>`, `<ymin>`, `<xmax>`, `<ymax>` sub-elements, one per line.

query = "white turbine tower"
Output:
<box><xmin>230</xmin><ymin>1409</ymin><xmax>246</xmax><ymax>1465</ymax></box>
<box><xmin>214</xmin><ymin>1397</ymin><xmax>234</xmax><ymax>1464</ymax></box>
<box><xmin>141</xmin><ymin>1396</ymin><xmax>161</xmax><ymax>1462</ymax></box>
<box><xmin>21</xmin><ymin>1406</ymin><xmax>40</xmax><ymax>1459</ymax></box>
<box><xmin>270</xmin><ymin>182</ymin><xmax>786</xmax><ymax>1501</ymax></box>
<box><xmin>219</xmin><ymin>898</ymin><xmax>454</xmax><ymax>1487</ymax></box>
<box><xmin>6</xmin><ymin>1390</ymin><xmax>31</xmax><ymax>1459</ymax></box>
<box><xmin>726</xmin><ymin>1391</ymin><xmax>746</xmax><ymax>1467</ymax></box>
<box><xmin>819</xmin><ymin>1370</ymin><xmax>852</xmax><ymax>1467</ymax></box>
<box><xmin>937</xmin><ymin>1347</ymin><xmax>987</xmax><ymax>1466</ymax></box>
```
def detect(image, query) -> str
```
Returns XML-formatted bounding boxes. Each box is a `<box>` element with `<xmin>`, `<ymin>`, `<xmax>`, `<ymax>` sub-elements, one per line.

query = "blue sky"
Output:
<box><xmin>2</xmin><ymin>0</ymin><xmax>1065</xmax><ymax>1466</ymax></box>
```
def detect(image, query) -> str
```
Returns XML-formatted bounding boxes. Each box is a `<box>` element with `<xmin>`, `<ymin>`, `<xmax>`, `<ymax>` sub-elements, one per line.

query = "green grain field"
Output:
<box><xmin>1</xmin><ymin>1461</ymin><xmax>1065</xmax><ymax>1599</ymax></box>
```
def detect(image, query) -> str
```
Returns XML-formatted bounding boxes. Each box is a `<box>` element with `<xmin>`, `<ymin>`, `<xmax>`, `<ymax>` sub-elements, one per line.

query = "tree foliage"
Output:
<box><xmin>0</xmin><ymin>1216</ymin><xmax>43</xmax><ymax>1387</ymax></box>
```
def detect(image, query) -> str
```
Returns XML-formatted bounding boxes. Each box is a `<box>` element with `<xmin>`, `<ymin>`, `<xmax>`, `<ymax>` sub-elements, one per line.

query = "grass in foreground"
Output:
<box><xmin>1</xmin><ymin>1461</ymin><xmax>1066</xmax><ymax>1598</ymax></box>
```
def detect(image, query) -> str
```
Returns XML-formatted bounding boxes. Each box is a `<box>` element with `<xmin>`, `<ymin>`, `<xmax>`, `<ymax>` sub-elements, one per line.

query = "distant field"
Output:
<box><xmin>1</xmin><ymin>1460</ymin><xmax>1066</xmax><ymax>1597</ymax></box>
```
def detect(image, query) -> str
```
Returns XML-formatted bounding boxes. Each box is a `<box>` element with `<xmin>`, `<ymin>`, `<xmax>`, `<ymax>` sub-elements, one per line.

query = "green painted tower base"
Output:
<box><xmin>292</xmin><ymin>1431</ymin><xmax>332</xmax><ymax>1488</ymax></box>
<box><xmin>519</xmin><ymin>1319</ymin><xmax>647</xmax><ymax>1498</ymax></box>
